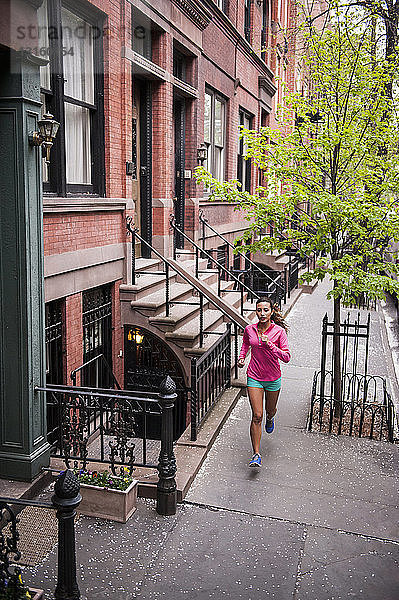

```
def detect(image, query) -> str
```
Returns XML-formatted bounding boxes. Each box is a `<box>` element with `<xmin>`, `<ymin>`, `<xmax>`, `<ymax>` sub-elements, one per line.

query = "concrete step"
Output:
<box><xmin>135</xmin><ymin>257</ymin><xmax>163</xmax><ymax>272</ymax></box>
<box><xmin>149</xmin><ymin>299</ymin><xmax>209</xmax><ymax>332</ymax></box>
<box><xmin>165</xmin><ymin>306</ymin><xmax>226</xmax><ymax>349</ymax></box>
<box><xmin>183</xmin><ymin>322</ymin><xmax>228</xmax><ymax>357</ymax></box>
<box><xmin>130</xmin><ymin>282</ymin><xmax>193</xmax><ymax>316</ymax></box>
<box><xmin>120</xmin><ymin>270</ymin><xmax>179</xmax><ymax>300</ymax></box>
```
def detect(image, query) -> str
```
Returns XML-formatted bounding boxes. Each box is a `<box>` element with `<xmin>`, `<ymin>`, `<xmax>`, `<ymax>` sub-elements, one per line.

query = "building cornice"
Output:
<box><xmin>171</xmin><ymin>0</ymin><xmax>212</xmax><ymax>31</ymax></box>
<box><xmin>259</xmin><ymin>76</ymin><xmax>277</xmax><ymax>98</ymax></box>
<box><xmin>201</xmin><ymin>0</ymin><xmax>274</xmax><ymax>81</ymax></box>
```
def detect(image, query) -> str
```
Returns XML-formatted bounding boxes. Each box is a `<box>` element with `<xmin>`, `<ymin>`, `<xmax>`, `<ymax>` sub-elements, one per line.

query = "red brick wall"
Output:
<box><xmin>65</xmin><ymin>293</ymin><xmax>84</xmax><ymax>379</ymax></box>
<box><xmin>43</xmin><ymin>212</ymin><xmax>124</xmax><ymax>256</ymax></box>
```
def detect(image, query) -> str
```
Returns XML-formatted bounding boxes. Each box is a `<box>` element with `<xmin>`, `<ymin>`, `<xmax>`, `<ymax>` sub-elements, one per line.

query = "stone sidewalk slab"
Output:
<box><xmin>135</xmin><ymin>504</ymin><xmax>304</xmax><ymax>600</ymax></box>
<box><xmin>297</xmin><ymin>527</ymin><xmax>399</xmax><ymax>600</ymax></box>
<box><xmin>186</xmin><ymin>396</ymin><xmax>399</xmax><ymax>541</ymax></box>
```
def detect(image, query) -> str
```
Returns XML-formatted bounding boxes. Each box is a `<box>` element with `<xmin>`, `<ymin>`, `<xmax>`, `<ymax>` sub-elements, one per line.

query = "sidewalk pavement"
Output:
<box><xmin>25</xmin><ymin>280</ymin><xmax>399</xmax><ymax>599</ymax></box>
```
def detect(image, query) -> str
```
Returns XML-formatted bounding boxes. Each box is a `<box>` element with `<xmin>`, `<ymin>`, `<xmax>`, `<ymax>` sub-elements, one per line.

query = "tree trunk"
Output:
<box><xmin>333</xmin><ymin>293</ymin><xmax>342</xmax><ymax>417</ymax></box>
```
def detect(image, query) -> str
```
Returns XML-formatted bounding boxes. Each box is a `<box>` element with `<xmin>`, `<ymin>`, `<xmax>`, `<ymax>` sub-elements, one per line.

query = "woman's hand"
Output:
<box><xmin>238</xmin><ymin>358</ymin><xmax>245</xmax><ymax>368</ymax></box>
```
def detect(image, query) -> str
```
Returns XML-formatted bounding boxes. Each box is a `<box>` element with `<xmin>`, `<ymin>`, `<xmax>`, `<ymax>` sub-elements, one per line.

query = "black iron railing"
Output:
<box><xmin>171</xmin><ymin>215</ymin><xmax>259</xmax><ymax>316</ymax></box>
<box><xmin>37</xmin><ymin>377</ymin><xmax>178</xmax><ymax>514</ymax></box>
<box><xmin>320</xmin><ymin>312</ymin><xmax>371</xmax><ymax>383</ymax></box>
<box><xmin>70</xmin><ymin>353</ymin><xmax>121</xmax><ymax>389</ymax></box>
<box><xmin>1</xmin><ymin>470</ymin><xmax>81</xmax><ymax>600</ymax></box>
<box><xmin>37</xmin><ymin>380</ymin><xmax>174</xmax><ymax>471</ymax></box>
<box><xmin>309</xmin><ymin>370</ymin><xmax>396</xmax><ymax>442</ymax></box>
<box><xmin>198</xmin><ymin>211</ymin><xmax>286</xmax><ymax>306</ymax></box>
<box><xmin>126</xmin><ymin>218</ymin><xmax>243</xmax><ymax>362</ymax></box>
<box><xmin>263</xmin><ymin>219</ymin><xmax>317</xmax><ymax>294</ymax></box>
<box><xmin>190</xmin><ymin>324</ymin><xmax>232</xmax><ymax>441</ymax></box>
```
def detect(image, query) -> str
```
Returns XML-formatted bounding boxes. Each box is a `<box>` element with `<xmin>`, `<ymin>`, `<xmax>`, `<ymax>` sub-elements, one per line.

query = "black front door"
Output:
<box><xmin>139</xmin><ymin>79</ymin><xmax>153</xmax><ymax>257</ymax></box>
<box><xmin>174</xmin><ymin>98</ymin><xmax>185</xmax><ymax>249</ymax></box>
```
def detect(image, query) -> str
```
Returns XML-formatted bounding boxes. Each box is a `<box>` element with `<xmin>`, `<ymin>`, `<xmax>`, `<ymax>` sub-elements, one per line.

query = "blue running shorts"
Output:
<box><xmin>247</xmin><ymin>376</ymin><xmax>282</xmax><ymax>391</ymax></box>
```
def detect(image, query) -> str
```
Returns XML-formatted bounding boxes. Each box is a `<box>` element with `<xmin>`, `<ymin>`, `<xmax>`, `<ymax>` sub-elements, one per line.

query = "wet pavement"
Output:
<box><xmin>25</xmin><ymin>281</ymin><xmax>399</xmax><ymax>599</ymax></box>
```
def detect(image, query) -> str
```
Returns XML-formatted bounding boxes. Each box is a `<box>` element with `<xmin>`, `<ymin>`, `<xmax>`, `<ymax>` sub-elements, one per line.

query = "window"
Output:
<box><xmin>204</xmin><ymin>89</ymin><xmax>226</xmax><ymax>181</ymax></box>
<box><xmin>132</xmin><ymin>7</ymin><xmax>152</xmax><ymax>60</ymax></box>
<box><xmin>38</xmin><ymin>0</ymin><xmax>105</xmax><ymax>196</ymax></box>
<box><xmin>244</xmin><ymin>0</ymin><xmax>251</xmax><ymax>43</ymax></box>
<box><xmin>82</xmin><ymin>285</ymin><xmax>112</xmax><ymax>388</ymax></box>
<box><xmin>237</xmin><ymin>110</ymin><xmax>253</xmax><ymax>192</ymax></box>
<box><xmin>173</xmin><ymin>48</ymin><xmax>186</xmax><ymax>82</ymax></box>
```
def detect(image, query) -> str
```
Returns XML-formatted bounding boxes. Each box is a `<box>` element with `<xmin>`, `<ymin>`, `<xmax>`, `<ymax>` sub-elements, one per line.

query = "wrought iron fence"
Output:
<box><xmin>1</xmin><ymin>470</ymin><xmax>81</xmax><ymax>600</ymax></box>
<box><xmin>320</xmin><ymin>312</ymin><xmax>371</xmax><ymax>381</ymax></box>
<box><xmin>190</xmin><ymin>324</ymin><xmax>232</xmax><ymax>441</ymax></box>
<box><xmin>37</xmin><ymin>379</ymin><xmax>175</xmax><ymax>472</ymax></box>
<box><xmin>309</xmin><ymin>370</ymin><xmax>395</xmax><ymax>442</ymax></box>
<box><xmin>284</xmin><ymin>254</ymin><xmax>300</xmax><ymax>298</ymax></box>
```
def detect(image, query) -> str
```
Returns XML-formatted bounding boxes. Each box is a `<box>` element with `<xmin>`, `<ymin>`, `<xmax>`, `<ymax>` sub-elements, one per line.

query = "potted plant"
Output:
<box><xmin>75</xmin><ymin>470</ymin><xmax>138</xmax><ymax>523</ymax></box>
<box><xmin>1</xmin><ymin>568</ymin><xmax>43</xmax><ymax>600</ymax></box>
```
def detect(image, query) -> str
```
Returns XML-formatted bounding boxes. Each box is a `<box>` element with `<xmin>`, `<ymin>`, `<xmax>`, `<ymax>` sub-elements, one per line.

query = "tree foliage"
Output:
<box><xmin>195</xmin><ymin>1</ymin><xmax>399</xmax><ymax>307</ymax></box>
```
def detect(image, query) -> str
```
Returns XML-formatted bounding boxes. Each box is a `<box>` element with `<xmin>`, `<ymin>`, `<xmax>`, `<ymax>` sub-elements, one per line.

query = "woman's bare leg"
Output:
<box><xmin>248</xmin><ymin>386</ymin><xmax>265</xmax><ymax>454</ymax></box>
<box><xmin>265</xmin><ymin>389</ymin><xmax>280</xmax><ymax>420</ymax></box>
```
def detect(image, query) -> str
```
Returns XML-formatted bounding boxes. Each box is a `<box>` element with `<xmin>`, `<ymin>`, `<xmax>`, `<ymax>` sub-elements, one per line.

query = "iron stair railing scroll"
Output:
<box><xmin>126</xmin><ymin>219</ymin><xmax>243</xmax><ymax>374</ymax></box>
<box><xmin>198</xmin><ymin>210</ymin><xmax>286</xmax><ymax>306</ymax></box>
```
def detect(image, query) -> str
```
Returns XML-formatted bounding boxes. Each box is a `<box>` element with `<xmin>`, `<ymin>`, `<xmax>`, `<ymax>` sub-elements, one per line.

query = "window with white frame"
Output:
<box><xmin>204</xmin><ymin>89</ymin><xmax>226</xmax><ymax>182</ymax></box>
<box><xmin>38</xmin><ymin>0</ymin><xmax>105</xmax><ymax>196</ymax></box>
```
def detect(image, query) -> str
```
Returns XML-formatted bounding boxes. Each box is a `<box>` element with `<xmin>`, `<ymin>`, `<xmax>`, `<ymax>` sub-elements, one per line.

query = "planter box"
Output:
<box><xmin>78</xmin><ymin>480</ymin><xmax>138</xmax><ymax>523</ymax></box>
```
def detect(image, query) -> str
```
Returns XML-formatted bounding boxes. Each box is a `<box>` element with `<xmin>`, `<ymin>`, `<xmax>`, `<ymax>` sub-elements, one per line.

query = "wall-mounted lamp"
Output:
<box><xmin>29</xmin><ymin>113</ymin><xmax>60</xmax><ymax>165</ymax></box>
<box><xmin>197</xmin><ymin>143</ymin><xmax>208</xmax><ymax>165</ymax></box>
<box><xmin>127</xmin><ymin>329</ymin><xmax>144</xmax><ymax>344</ymax></box>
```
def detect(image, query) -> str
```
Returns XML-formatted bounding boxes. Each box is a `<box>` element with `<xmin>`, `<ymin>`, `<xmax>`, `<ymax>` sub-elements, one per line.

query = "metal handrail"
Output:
<box><xmin>70</xmin><ymin>353</ymin><xmax>121</xmax><ymax>389</ymax></box>
<box><xmin>126</xmin><ymin>218</ymin><xmax>243</xmax><ymax>363</ymax></box>
<box><xmin>170</xmin><ymin>215</ymin><xmax>264</xmax><ymax>314</ymax></box>
<box><xmin>198</xmin><ymin>210</ymin><xmax>285</xmax><ymax>294</ymax></box>
<box><xmin>264</xmin><ymin>219</ymin><xmax>316</xmax><ymax>271</ymax></box>
<box><xmin>190</xmin><ymin>323</ymin><xmax>231</xmax><ymax>441</ymax></box>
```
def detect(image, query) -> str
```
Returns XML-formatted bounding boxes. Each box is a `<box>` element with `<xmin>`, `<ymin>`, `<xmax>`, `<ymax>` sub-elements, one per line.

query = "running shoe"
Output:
<box><xmin>249</xmin><ymin>453</ymin><xmax>262</xmax><ymax>468</ymax></box>
<box><xmin>265</xmin><ymin>417</ymin><xmax>275</xmax><ymax>434</ymax></box>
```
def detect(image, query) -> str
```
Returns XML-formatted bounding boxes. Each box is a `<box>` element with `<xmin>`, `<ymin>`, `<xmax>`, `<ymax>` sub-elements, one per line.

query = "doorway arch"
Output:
<box><xmin>124</xmin><ymin>326</ymin><xmax>187</xmax><ymax>440</ymax></box>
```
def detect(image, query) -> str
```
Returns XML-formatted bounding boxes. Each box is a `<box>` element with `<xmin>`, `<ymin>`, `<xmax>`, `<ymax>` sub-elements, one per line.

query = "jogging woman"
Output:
<box><xmin>238</xmin><ymin>296</ymin><xmax>290</xmax><ymax>468</ymax></box>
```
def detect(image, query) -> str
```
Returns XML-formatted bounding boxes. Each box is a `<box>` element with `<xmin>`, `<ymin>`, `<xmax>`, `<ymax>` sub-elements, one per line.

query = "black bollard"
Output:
<box><xmin>52</xmin><ymin>469</ymin><xmax>82</xmax><ymax>600</ymax></box>
<box><xmin>157</xmin><ymin>376</ymin><xmax>177</xmax><ymax>516</ymax></box>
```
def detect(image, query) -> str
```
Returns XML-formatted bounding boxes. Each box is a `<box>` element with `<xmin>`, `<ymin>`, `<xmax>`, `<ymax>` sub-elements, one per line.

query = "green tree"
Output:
<box><xmin>195</xmin><ymin>4</ymin><xmax>399</xmax><ymax>407</ymax></box>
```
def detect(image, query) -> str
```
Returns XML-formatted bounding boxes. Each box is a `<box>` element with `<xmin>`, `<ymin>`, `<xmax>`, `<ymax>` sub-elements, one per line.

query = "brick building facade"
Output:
<box><xmin>6</xmin><ymin>0</ymin><xmax>300</xmax><ymax>442</ymax></box>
